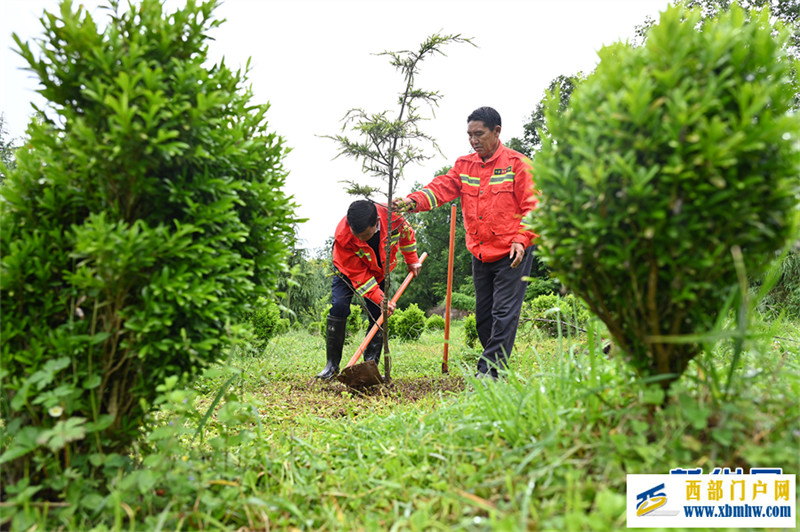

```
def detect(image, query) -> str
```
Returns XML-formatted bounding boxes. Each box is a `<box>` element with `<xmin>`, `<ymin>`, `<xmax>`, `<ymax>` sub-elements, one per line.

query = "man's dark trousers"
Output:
<box><xmin>330</xmin><ymin>271</ymin><xmax>383</xmax><ymax>328</ymax></box>
<box><xmin>473</xmin><ymin>245</ymin><xmax>535</xmax><ymax>377</ymax></box>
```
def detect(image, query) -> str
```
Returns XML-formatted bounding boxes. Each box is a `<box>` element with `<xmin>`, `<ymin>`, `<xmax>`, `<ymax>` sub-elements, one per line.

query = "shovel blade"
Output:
<box><xmin>337</xmin><ymin>360</ymin><xmax>383</xmax><ymax>388</ymax></box>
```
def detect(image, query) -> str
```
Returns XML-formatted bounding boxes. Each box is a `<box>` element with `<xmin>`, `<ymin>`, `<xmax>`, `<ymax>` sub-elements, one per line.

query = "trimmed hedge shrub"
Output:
<box><xmin>426</xmin><ymin>314</ymin><xmax>446</xmax><ymax>331</ymax></box>
<box><xmin>391</xmin><ymin>303</ymin><xmax>427</xmax><ymax>341</ymax></box>
<box><xmin>247</xmin><ymin>298</ymin><xmax>290</xmax><ymax>346</ymax></box>
<box><xmin>0</xmin><ymin>0</ymin><xmax>297</xmax><ymax>496</ymax></box>
<box><xmin>532</xmin><ymin>5</ymin><xmax>800</xmax><ymax>388</ymax></box>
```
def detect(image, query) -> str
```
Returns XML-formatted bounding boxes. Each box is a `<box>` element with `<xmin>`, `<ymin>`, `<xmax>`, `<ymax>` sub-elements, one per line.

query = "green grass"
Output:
<box><xmin>6</xmin><ymin>317</ymin><xmax>799</xmax><ymax>531</ymax></box>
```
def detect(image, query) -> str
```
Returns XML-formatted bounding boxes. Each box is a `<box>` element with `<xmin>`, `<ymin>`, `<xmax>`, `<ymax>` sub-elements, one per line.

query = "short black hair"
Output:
<box><xmin>347</xmin><ymin>200</ymin><xmax>378</xmax><ymax>234</ymax></box>
<box><xmin>467</xmin><ymin>107</ymin><xmax>502</xmax><ymax>130</ymax></box>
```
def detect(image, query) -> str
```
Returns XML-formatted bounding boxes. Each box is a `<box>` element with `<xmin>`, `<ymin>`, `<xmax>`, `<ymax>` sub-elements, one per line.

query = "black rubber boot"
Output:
<box><xmin>316</xmin><ymin>315</ymin><xmax>347</xmax><ymax>379</ymax></box>
<box><xmin>362</xmin><ymin>328</ymin><xmax>383</xmax><ymax>365</ymax></box>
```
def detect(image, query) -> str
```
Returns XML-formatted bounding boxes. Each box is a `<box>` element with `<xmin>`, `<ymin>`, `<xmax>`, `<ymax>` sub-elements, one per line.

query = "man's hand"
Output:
<box><xmin>407</xmin><ymin>261</ymin><xmax>422</xmax><ymax>278</ymax></box>
<box><xmin>509</xmin><ymin>243</ymin><xmax>525</xmax><ymax>268</ymax></box>
<box><xmin>392</xmin><ymin>197</ymin><xmax>416</xmax><ymax>213</ymax></box>
<box><xmin>384</xmin><ymin>299</ymin><xmax>397</xmax><ymax>317</ymax></box>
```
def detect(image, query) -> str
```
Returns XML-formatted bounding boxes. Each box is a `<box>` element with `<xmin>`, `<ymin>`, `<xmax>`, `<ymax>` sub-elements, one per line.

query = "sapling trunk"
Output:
<box><xmin>383</xmin><ymin>179</ymin><xmax>393</xmax><ymax>382</ymax></box>
<box><xmin>325</xmin><ymin>34</ymin><xmax>473</xmax><ymax>384</ymax></box>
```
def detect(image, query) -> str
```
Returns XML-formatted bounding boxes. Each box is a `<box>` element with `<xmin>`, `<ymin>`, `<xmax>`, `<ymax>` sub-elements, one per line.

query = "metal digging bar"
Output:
<box><xmin>337</xmin><ymin>252</ymin><xmax>428</xmax><ymax>388</ymax></box>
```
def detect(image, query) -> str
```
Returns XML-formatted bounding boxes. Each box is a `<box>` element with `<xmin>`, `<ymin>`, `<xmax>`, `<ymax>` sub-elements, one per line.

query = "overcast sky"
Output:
<box><xmin>1</xmin><ymin>0</ymin><xmax>672</xmax><ymax>251</ymax></box>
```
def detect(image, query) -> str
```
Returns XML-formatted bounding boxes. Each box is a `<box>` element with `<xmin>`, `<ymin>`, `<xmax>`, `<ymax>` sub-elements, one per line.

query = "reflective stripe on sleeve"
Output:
<box><xmin>355</xmin><ymin>249</ymin><xmax>372</xmax><ymax>261</ymax></box>
<box><xmin>422</xmin><ymin>188</ymin><xmax>438</xmax><ymax>208</ymax></box>
<box><xmin>356</xmin><ymin>277</ymin><xmax>378</xmax><ymax>298</ymax></box>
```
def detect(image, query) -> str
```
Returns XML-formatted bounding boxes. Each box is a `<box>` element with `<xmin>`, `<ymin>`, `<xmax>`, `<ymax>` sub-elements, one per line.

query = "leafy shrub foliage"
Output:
<box><xmin>520</xmin><ymin>294</ymin><xmax>591</xmax><ymax>337</ymax></box>
<box><xmin>425</xmin><ymin>314</ymin><xmax>446</xmax><ymax>331</ymax></box>
<box><xmin>758</xmin><ymin>239</ymin><xmax>800</xmax><ymax>320</ymax></box>
<box><xmin>386</xmin><ymin>304</ymin><xmax>427</xmax><ymax>341</ymax></box>
<box><xmin>532</xmin><ymin>5</ymin><xmax>800</xmax><ymax>388</ymax></box>
<box><xmin>463</xmin><ymin>314</ymin><xmax>478</xmax><ymax>349</ymax></box>
<box><xmin>448</xmin><ymin>292</ymin><xmax>476</xmax><ymax>312</ymax></box>
<box><xmin>247</xmin><ymin>298</ymin><xmax>290</xmax><ymax>345</ymax></box>
<box><xmin>0</xmin><ymin>0</ymin><xmax>297</xmax><ymax>495</ymax></box>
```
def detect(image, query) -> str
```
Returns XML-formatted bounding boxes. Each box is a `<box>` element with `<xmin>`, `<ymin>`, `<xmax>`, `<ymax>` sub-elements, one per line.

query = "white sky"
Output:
<box><xmin>1</xmin><ymin>0</ymin><xmax>672</xmax><ymax>251</ymax></box>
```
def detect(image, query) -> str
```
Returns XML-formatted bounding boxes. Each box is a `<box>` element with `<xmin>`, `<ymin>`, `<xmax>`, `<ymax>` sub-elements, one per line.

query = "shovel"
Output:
<box><xmin>337</xmin><ymin>252</ymin><xmax>428</xmax><ymax>388</ymax></box>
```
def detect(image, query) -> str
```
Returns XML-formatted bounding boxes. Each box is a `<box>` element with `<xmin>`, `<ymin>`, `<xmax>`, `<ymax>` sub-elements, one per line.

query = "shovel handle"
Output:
<box><xmin>443</xmin><ymin>203</ymin><xmax>457</xmax><ymax>373</ymax></box>
<box><xmin>345</xmin><ymin>252</ymin><xmax>427</xmax><ymax>368</ymax></box>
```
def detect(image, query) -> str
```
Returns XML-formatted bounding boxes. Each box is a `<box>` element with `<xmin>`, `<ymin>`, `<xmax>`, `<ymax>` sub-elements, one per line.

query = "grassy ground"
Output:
<box><xmin>11</xmin><ymin>316</ymin><xmax>798</xmax><ymax>531</ymax></box>
<box><xmin>127</xmin><ymin>315</ymin><xmax>798</xmax><ymax>532</ymax></box>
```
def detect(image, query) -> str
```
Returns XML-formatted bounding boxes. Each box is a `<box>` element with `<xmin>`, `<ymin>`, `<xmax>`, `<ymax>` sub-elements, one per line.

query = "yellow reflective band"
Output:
<box><xmin>460</xmin><ymin>174</ymin><xmax>480</xmax><ymax>187</ymax></box>
<box><xmin>400</xmin><ymin>242</ymin><xmax>417</xmax><ymax>253</ymax></box>
<box><xmin>356</xmin><ymin>277</ymin><xmax>378</xmax><ymax>297</ymax></box>
<box><xmin>422</xmin><ymin>188</ymin><xmax>438</xmax><ymax>208</ymax></box>
<box><xmin>489</xmin><ymin>172</ymin><xmax>515</xmax><ymax>185</ymax></box>
<box><xmin>355</xmin><ymin>249</ymin><xmax>372</xmax><ymax>261</ymax></box>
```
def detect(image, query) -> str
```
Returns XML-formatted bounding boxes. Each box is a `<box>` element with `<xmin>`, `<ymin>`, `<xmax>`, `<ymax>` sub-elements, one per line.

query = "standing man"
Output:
<box><xmin>394</xmin><ymin>107</ymin><xmax>538</xmax><ymax>379</ymax></box>
<box><xmin>316</xmin><ymin>199</ymin><xmax>422</xmax><ymax>380</ymax></box>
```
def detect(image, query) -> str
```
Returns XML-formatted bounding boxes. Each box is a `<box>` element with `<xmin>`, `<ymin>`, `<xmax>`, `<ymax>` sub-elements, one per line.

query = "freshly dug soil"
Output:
<box><xmin>257</xmin><ymin>374</ymin><xmax>466</xmax><ymax>421</ymax></box>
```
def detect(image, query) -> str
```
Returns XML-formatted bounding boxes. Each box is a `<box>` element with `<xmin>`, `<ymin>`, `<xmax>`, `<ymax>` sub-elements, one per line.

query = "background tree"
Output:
<box><xmin>0</xmin><ymin>0</ymin><xmax>297</xmax><ymax>493</ymax></box>
<box><xmin>532</xmin><ymin>4</ymin><xmax>800</xmax><ymax>390</ymax></box>
<box><xmin>508</xmin><ymin>73</ymin><xmax>585</xmax><ymax>158</ymax></box>
<box><xmin>325</xmin><ymin>33</ymin><xmax>472</xmax><ymax>376</ymax></box>
<box><xmin>276</xmin><ymin>234</ymin><xmax>331</xmax><ymax>327</ymax></box>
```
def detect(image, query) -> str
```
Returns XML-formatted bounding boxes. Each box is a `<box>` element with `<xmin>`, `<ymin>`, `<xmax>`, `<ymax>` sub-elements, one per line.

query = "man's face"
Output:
<box><xmin>352</xmin><ymin>220</ymin><xmax>379</xmax><ymax>242</ymax></box>
<box><xmin>467</xmin><ymin>120</ymin><xmax>501</xmax><ymax>160</ymax></box>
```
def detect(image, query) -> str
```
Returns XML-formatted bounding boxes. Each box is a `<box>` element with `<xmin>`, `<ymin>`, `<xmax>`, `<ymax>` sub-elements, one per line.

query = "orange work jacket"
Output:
<box><xmin>333</xmin><ymin>204</ymin><xmax>419</xmax><ymax>305</ymax></box>
<box><xmin>406</xmin><ymin>142</ymin><xmax>538</xmax><ymax>262</ymax></box>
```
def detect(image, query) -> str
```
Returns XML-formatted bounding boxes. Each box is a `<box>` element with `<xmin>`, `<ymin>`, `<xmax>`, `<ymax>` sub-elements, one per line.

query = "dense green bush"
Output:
<box><xmin>520</xmin><ymin>294</ymin><xmax>591</xmax><ymax>337</ymax></box>
<box><xmin>247</xmin><ymin>298</ymin><xmax>290</xmax><ymax>345</ymax></box>
<box><xmin>463</xmin><ymin>314</ymin><xmax>478</xmax><ymax>349</ymax></box>
<box><xmin>532</xmin><ymin>5</ymin><xmax>800</xmax><ymax>389</ymax></box>
<box><xmin>386</xmin><ymin>312</ymin><xmax>400</xmax><ymax>339</ymax></box>
<box><xmin>0</xmin><ymin>0</ymin><xmax>296</xmax><ymax>498</ymax></box>
<box><xmin>390</xmin><ymin>303</ymin><xmax>427</xmax><ymax>341</ymax></box>
<box><xmin>448</xmin><ymin>292</ymin><xmax>476</xmax><ymax>312</ymax></box>
<box><xmin>759</xmin><ymin>239</ymin><xmax>800</xmax><ymax>319</ymax></box>
<box><xmin>425</xmin><ymin>314</ymin><xmax>446</xmax><ymax>331</ymax></box>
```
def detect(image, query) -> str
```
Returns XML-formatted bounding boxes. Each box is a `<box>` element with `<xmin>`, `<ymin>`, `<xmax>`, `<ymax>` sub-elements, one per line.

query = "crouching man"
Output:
<box><xmin>316</xmin><ymin>200</ymin><xmax>422</xmax><ymax>379</ymax></box>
